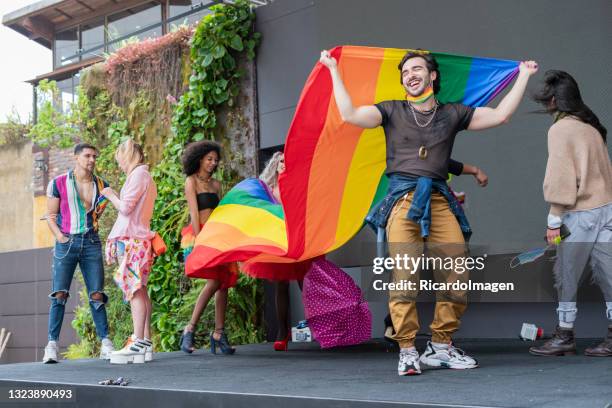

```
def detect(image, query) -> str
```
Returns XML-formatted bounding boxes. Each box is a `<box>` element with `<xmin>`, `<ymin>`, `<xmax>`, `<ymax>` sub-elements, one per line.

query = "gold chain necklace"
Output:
<box><xmin>195</xmin><ymin>173</ymin><xmax>211</xmax><ymax>183</ymax></box>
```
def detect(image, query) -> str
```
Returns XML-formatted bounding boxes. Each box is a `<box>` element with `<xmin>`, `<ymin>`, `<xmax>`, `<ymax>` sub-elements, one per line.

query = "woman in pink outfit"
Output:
<box><xmin>102</xmin><ymin>138</ymin><xmax>157</xmax><ymax>364</ymax></box>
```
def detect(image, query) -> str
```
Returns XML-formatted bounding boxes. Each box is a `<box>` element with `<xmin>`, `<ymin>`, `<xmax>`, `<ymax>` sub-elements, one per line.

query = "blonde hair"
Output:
<box><xmin>259</xmin><ymin>151</ymin><xmax>283</xmax><ymax>188</ymax></box>
<box><xmin>115</xmin><ymin>138</ymin><xmax>144</xmax><ymax>167</ymax></box>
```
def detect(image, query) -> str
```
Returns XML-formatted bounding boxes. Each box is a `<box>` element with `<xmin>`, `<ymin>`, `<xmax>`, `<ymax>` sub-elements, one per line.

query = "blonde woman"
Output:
<box><xmin>244</xmin><ymin>152</ymin><xmax>313</xmax><ymax>351</ymax></box>
<box><xmin>102</xmin><ymin>138</ymin><xmax>157</xmax><ymax>364</ymax></box>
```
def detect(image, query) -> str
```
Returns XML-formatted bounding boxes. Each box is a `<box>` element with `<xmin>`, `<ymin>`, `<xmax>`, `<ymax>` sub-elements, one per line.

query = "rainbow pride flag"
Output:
<box><xmin>186</xmin><ymin>46</ymin><xmax>519</xmax><ymax>270</ymax></box>
<box><xmin>185</xmin><ymin>178</ymin><xmax>290</xmax><ymax>275</ymax></box>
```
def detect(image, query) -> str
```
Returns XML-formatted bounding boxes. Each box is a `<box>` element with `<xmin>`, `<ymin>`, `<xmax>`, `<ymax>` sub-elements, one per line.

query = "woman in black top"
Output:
<box><xmin>179</xmin><ymin>140</ymin><xmax>237</xmax><ymax>355</ymax></box>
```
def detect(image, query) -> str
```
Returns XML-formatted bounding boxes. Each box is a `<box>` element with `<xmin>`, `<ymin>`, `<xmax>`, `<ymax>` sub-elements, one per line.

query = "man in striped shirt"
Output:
<box><xmin>42</xmin><ymin>143</ymin><xmax>114</xmax><ymax>363</ymax></box>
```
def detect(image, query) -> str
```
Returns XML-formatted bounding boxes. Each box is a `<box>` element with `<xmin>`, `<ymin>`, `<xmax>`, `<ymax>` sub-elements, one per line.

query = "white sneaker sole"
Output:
<box><xmin>100</xmin><ymin>351</ymin><xmax>113</xmax><ymax>360</ymax></box>
<box><xmin>398</xmin><ymin>368</ymin><xmax>421</xmax><ymax>376</ymax></box>
<box><xmin>110</xmin><ymin>353</ymin><xmax>146</xmax><ymax>364</ymax></box>
<box><xmin>145</xmin><ymin>351</ymin><xmax>153</xmax><ymax>362</ymax></box>
<box><xmin>43</xmin><ymin>358</ymin><xmax>58</xmax><ymax>364</ymax></box>
<box><xmin>419</xmin><ymin>355</ymin><xmax>478</xmax><ymax>369</ymax></box>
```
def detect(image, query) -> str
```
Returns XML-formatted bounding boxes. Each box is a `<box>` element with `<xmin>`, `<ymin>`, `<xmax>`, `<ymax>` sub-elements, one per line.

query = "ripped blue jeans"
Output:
<box><xmin>48</xmin><ymin>230</ymin><xmax>109</xmax><ymax>341</ymax></box>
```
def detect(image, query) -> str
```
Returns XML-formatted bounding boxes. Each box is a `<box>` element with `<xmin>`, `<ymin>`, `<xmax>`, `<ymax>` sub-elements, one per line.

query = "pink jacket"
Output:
<box><xmin>108</xmin><ymin>165</ymin><xmax>157</xmax><ymax>240</ymax></box>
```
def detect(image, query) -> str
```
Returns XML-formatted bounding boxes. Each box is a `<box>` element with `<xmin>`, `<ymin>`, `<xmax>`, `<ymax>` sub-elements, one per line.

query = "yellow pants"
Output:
<box><xmin>386</xmin><ymin>191</ymin><xmax>468</xmax><ymax>348</ymax></box>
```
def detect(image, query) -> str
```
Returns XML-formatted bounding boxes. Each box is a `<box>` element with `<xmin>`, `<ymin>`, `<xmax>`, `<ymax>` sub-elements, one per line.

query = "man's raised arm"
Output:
<box><xmin>468</xmin><ymin>60</ymin><xmax>539</xmax><ymax>130</ymax></box>
<box><xmin>319</xmin><ymin>50</ymin><xmax>382</xmax><ymax>129</ymax></box>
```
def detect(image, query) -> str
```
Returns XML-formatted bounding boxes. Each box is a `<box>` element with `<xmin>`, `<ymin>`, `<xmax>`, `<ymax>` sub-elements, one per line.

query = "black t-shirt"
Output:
<box><xmin>375</xmin><ymin>100</ymin><xmax>475</xmax><ymax>180</ymax></box>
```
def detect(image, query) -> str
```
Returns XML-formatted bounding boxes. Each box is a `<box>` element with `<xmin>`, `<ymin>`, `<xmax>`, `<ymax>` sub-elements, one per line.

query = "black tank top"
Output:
<box><xmin>196</xmin><ymin>192</ymin><xmax>219</xmax><ymax>211</ymax></box>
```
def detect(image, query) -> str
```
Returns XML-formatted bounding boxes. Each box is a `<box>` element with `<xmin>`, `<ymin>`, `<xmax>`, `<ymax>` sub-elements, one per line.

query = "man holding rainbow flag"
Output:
<box><xmin>319</xmin><ymin>49</ymin><xmax>538</xmax><ymax>376</ymax></box>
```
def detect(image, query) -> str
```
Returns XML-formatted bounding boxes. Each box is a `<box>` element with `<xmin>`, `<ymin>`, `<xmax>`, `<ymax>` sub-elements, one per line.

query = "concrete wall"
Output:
<box><xmin>33</xmin><ymin>195</ymin><xmax>53</xmax><ymax>248</ymax></box>
<box><xmin>0</xmin><ymin>141</ymin><xmax>34</xmax><ymax>253</ymax></box>
<box><xmin>0</xmin><ymin>142</ymin><xmax>73</xmax><ymax>253</ymax></box>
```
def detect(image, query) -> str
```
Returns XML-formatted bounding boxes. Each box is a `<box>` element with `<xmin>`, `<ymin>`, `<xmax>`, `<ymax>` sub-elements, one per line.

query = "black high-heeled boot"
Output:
<box><xmin>180</xmin><ymin>330</ymin><xmax>195</xmax><ymax>354</ymax></box>
<box><xmin>210</xmin><ymin>329</ymin><xmax>236</xmax><ymax>355</ymax></box>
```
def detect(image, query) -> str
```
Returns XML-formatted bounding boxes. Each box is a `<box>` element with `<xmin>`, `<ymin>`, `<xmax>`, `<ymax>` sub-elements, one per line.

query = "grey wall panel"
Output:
<box><xmin>0</xmin><ymin>348</ymin><xmax>37</xmax><ymax>365</ymax></box>
<box><xmin>0</xmin><ymin>252</ymin><xmax>16</xmax><ymax>285</ymax></box>
<box><xmin>0</xmin><ymin>248</ymin><xmax>79</xmax><ymax>363</ymax></box>
<box><xmin>0</xmin><ymin>283</ymin><xmax>37</xmax><ymax>316</ymax></box>
<box><xmin>259</xmin><ymin>107</ymin><xmax>296</xmax><ymax>149</ymax></box>
<box><xmin>257</xmin><ymin>0</ymin><xmax>611</xmax><ymax>338</ymax></box>
<box><xmin>0</xmin><ymin>280</ymin><xmax>82</xmax><ymax>316</ymax></box>
<box><xmin>0</xmin><ymin>314</ymin><xmax>76</xmax><ymax>349</ymax></box>
<box><xmin>457</xmin><ymin>303</ymin><xmax>610</xmax><ymax>339</ymax></box>
<box><xmin>255</xmin><ymin>0</ymin><xmax>314</xmax><ymax>24</ymax></box>
<box><xmin>0</xmin><ymin>248</ymin><xmax>53</xmax><ymax>285</ymax></box>
<box><xmin>0</xmin><ymin>251</ymin><xmax>27</xmax><ymax>285</ymax></box>
<box><xmin>255</xmin><ymin>0</ymin><xmax>318</xmax><ymax>147</ymax></box>
<box><xmin>1</xmin><ymin>346</ymin><xmax>71</xmax><ymax>365</ymax></box>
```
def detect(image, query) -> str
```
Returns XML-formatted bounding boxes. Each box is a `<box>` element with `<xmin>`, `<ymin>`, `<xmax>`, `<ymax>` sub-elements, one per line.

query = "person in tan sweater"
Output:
<box><xmin>528</xmin><ymin>70</ymin><xmax>612</xmax><ymax>357</ymax></box>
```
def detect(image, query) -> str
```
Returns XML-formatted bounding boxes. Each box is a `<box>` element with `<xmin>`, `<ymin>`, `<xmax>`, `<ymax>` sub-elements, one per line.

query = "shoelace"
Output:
<box><xmin>400</xmin><ymin>351</ymin><xmax>418</xmax><ymax>364</ymax></box>
<box><xmin>447</xmin><ymin>345</ymin><xmax>468</xmax><ymax>360</ymax></box>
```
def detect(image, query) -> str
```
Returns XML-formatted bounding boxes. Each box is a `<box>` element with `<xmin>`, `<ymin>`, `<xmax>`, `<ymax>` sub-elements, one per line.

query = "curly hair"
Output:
<box><xmin>182</xmin><ymin>140</ymin><xmax>221</xmax><ymax>176</ymax></box>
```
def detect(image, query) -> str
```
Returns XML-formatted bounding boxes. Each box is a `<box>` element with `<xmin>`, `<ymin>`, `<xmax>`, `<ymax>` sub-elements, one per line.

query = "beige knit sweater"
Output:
<box><xmin>543</xmin><ymin>116</ymin><xmax>612</xmax><ymax>216</ymax></box>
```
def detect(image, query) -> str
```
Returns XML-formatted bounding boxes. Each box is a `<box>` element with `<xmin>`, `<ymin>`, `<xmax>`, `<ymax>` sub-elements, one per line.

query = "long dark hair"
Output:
<box><xmin>533</xmin><ymin>70</ymin><xmax>607</xmax><ymax>143</ymax></box>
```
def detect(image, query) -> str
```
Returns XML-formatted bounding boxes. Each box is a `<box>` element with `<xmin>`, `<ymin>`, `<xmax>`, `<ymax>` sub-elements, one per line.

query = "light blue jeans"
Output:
<box><xmin>554</xmin><ymin>203</ymin><xmax>612</xmax><ymax>326</ymax></box>
<box><xmin>48</xmin><ymin>230</ymin><xmax>109</xmax><ymax>341</ymax></box>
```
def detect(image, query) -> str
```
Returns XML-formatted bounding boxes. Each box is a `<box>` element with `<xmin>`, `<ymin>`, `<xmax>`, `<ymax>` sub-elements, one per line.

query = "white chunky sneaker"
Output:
<box><xmin>397</xmin><ymin>349</ymin><xmax>421</xmax><ymax>376</ymax></box>
<box><xmin>42</xmin><ymin>341</ymin><xmax>59</xmax><ymax>364</ymax></box>
<box><xmin>419</xmin><ymin>341</ymin><xmax>478</xmax><ymax>369</ymax></box>
<box><xmin>107</xmin><ymin>335</ymin><xmax>153</xmax><ymax>362</ymax></box>
<box><xmin>100</xmin><ymin>338</ymin><xmax>115</xmax><ymax>360</ymax></box>
<box><xmin>109</xmin><ymin>336</ymin><xmax>145</xmax><ymax>364</ymax></box>
<box><xmin>143</xmin><ymin>338</ymin><xmax>153</xmax><ymax>362</ymax></box>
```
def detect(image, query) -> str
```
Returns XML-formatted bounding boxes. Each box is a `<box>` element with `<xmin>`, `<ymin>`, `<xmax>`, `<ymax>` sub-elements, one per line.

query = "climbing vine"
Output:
<box><xmin>149</xmin><ymin>0</ymin><xmax>262</xmax><ymax>351</ymax></box>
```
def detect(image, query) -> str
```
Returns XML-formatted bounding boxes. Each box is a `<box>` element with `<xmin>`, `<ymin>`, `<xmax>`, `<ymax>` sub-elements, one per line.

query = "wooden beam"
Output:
<box><xmin>22</xmin><ymin>15</ymin><xmax>54</xmax><ymax>43</ymax></box>
<box><xmin>56</xmin><ymin>0</ymin><xmax>151</xmax><ymax>31</ymax></box>
<box><xmin>27</xmin><ymin>56</ymin><xmax>105</xmax><ymax>84</ymax></box>
<box><xmin>54</xmin><ymin>7</ymin><xmax>73</xmax><ymax>20</ymax></box>
<box><xmin>75</xmin><ymin>0</ymin><xmax>96</xmax><ymax>12</ymax></box>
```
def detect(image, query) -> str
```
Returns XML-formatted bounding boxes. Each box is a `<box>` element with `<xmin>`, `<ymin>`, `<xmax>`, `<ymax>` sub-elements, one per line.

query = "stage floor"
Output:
<box><xmin>0</xmin><ymin>339</ymin><xmax>610</xmax><ymax>408</ymax></box>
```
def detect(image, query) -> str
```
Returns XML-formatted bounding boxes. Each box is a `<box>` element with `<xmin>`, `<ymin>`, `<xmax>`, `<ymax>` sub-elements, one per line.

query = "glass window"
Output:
<box><xmin>80</xmin><ymin>18</ymin><xmax>105</xmax><ymax>61</ymax></box>
<box><xmin>169</xmin><ymin>0</ymin><xmax>213</xmax><ymax>27</ymax></box>
<box><xmin>54</xmin><ymin>28</ymin><xmax>79</xmax><ymax>68</ymax></box>
<box><xmin>55</xmin><ymin>74</ymin><xmax>80</xmax><ymax>114</ymax></box>
<box><xmin>107</xmin><ymin>2</ymin><xmax>162</xmax><ymax>52</ymax></box>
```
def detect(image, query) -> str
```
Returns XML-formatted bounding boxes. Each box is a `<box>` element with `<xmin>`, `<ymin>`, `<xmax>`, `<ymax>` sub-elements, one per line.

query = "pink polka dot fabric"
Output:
<box><xmin>303</xmin><ymin>259</ymin><xmax>372</xmax><ymax>349</ymax></box>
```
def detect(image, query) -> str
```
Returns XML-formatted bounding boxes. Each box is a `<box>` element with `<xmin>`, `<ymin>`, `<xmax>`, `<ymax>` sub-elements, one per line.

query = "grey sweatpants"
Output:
<box><xmin>554</xmin><ymin>203</ymin><xmax>612</xmax><ymax>325</ymax></box>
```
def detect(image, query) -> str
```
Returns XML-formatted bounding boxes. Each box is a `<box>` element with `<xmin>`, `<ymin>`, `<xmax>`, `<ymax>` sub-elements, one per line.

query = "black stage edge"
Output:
<box><xmin>1</xmin><ymin>339</ymin><xmax>611</xmax><ymax>408</ymax></box>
